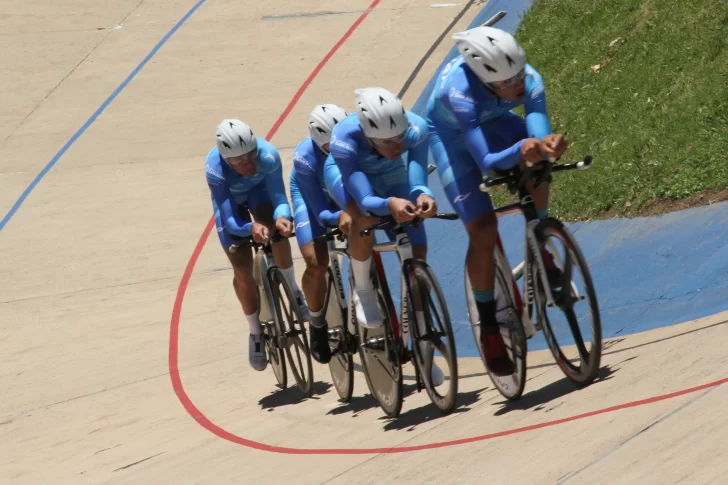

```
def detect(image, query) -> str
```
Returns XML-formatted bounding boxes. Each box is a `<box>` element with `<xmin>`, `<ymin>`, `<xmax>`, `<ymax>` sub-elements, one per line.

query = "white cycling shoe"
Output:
<box><xmin>248</xmin><ymin>334</ymin><xmax>267</xmax><ymax>371</ymax></box>
<box><xmin>353</xmin><ymin>287</ymin><xmax>382</xmax><ymax>329</ymax></box>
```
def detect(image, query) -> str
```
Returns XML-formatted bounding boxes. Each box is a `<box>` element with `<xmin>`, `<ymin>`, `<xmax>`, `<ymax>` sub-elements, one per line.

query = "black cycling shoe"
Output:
<box><xmin>309</xmin><ymin>323</ymin><xmax>332</xmax><ymax>364</ymax></box>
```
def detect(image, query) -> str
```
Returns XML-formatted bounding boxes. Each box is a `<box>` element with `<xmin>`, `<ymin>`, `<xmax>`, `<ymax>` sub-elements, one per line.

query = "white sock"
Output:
<box><xmin>246</xmin><ymin>311</ymin><xmax>262</xmax><ymax>335</ymax></box>
<box><xmin>279</xmin><ymin>265</ymin><xmax>300</xmax><ymax>293</ymax></box>
<box><xmin>352</xmin><ymin>255</ymin><xmax>373</xmax><ymax>292</ymax></box>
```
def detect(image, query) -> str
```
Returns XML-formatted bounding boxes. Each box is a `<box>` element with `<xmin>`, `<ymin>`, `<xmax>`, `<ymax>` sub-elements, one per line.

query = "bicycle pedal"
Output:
<box><xmin>361</xmin><ymin>336</ymin><xmax>386</xmax><ymax>351</ymax></box>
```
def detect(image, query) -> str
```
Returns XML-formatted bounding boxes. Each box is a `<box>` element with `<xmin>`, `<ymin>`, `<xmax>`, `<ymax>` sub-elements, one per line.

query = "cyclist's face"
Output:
<box><xmin>489</xmin><ymin>68</ymin><xmax>526</xmax><ymax>102</ymax></box>
<box><xmin>369</xmin><ymin>132</ymin><xmax>406</xmax><ymax>160</ymax></box>
<box><xmin>226</xmin><ymin>150</ymin><xmax>258</xmax><ymax>176</ymax></box>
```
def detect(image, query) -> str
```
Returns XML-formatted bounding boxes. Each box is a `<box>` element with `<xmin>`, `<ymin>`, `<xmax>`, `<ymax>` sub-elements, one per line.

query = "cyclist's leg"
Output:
<box><xmin>323</xmin><ymin>157</ymin><xmax>381</xmax><ymax>327</ymax></box>
<box><xmin>432</xmin><ymin>131</ymin><xmax>515</xmax><ymax>376</ymax></box>
<box><xmin>249</xmin><ymin>185</ymin><xmax>309</xmax><ymax>317</ymax></box>
<box><xmin>291</xmin><ymin>184</ymin><xmax>332</xmax><ymax>362</ymax></box>
<box><xmin>213</xmin><ymin>200</ymin><xmax>267</xmax><ymax>371</ymax></box>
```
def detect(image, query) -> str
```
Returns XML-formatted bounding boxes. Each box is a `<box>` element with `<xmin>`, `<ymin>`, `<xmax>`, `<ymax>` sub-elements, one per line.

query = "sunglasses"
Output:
<box><xmin>368</xmin><ymin>132</ymin><xmax>406</xmax><ymax>148</ymax></box>
<box><xmin>488</xmin><ymin>68</ymin><xmax>526</xmax><ymax>90</ymax></box>
<box><xmin>227</xmin><ymin>149</ymin><xmax>258</xmax><ymax>165</ymax></box>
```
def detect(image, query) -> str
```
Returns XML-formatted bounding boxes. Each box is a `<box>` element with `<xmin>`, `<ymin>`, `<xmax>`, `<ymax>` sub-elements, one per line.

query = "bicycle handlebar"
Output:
<box><xmin>480</xmin><ymin>154</ymin><xmax>593</xmax><ymax>193</ymax></box>
<box><xmin>228</xmin><ymin>231</ymin><xmax>296</xmax><ymax>253</ymax></box>
<box><xmin>359</xmin><ymin>212</ymin><xmax>459</xmax><ymax>237</ymax></box>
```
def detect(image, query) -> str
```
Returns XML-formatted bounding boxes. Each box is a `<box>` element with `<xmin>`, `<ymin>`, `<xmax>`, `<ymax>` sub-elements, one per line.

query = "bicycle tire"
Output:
<box><xmin>407</xmin><ymin>260</ymin><xmax>459</xmax><ymax>414</ymax></box>
<box><xmin>465</xmin><ymin>259</ymin><xmax>527</xmax><ymax>401</ymax></box>
<box><xmin>324</xmin><ymin>268</ymin><xmax>354</xmax><ymax>402</ymax></box>
<box><xmin>259</xmin><ymin>285</ymin><xmax>287</xmax><ymax>389</ymax></box>
<box><xmin>532</xmin><ymin>217</ymin><xmax>602</xmax><ymax>386</ymax></box>
<box><xmin>358</xmin><ymin>255</ymin><xmax>403</xmax><ymax>418</ymax></box>
<box><xmin>269</xmin><ymin>268</ymin><xmax>315</xmax><ymax>397</ymax></box>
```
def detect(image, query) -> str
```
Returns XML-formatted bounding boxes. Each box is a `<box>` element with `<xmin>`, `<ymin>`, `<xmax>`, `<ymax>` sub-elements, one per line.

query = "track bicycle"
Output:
<box><xmin>464</xmin><ymin>155</ymin><xmax>603</xmax><ymax>400</ymax></box>
<box><xmin>228</xmin><ymin>232</ymin><xmax>315</xmax><ymax>397</ymax></box>
<box><xmin>355</xmin><ymin>212</ymin><xmax>461</xmax><ymax>418</ymax></box>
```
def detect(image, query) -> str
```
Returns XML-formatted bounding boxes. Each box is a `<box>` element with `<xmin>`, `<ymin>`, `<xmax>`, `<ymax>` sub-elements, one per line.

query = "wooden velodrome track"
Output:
<box><xmin>2</xmin><ymin>1</ymin><xmax>727</xmax><ymax>483</ymax></box>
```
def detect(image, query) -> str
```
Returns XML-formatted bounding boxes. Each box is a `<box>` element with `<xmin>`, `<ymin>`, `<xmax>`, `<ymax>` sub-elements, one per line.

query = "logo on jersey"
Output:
<box><xmin>205</xmin><ymin>165</ymin><xmax>224</xmax><ymax>182</ymax></box>
<box><xmin>293</xmin><ymin>152</ymin><xmax>315</xmax><ymax>173</ymax></box>
<box><xmin>295</xmin><ymin>221</ymin><xmax>310</xmax><ymax>230</ymax></box>
<box><xmin>331</xmin><ymin>135</ymin><xmax>356</xmax><ymax>154</ymax></box>
<box><xmin>454</xmin><ymin>192</ymin><xmax>471</xmax><ymax>203</ymax></box>
<box><xmin>449</xmin><ymin>87</ymin><xmax>474</xmax><ymax>104</ymax></box>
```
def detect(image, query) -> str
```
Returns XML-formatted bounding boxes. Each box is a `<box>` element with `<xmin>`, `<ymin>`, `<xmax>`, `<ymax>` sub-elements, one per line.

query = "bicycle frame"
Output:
<box><xmin>229</xmin><ymin>240</ymin><xmax>277</xmax><ymax>324</ymax></box>
<box><xmin>483</xmin><ymin>155</ymin><xmax>594</xmax><ymax>314</ymax></box>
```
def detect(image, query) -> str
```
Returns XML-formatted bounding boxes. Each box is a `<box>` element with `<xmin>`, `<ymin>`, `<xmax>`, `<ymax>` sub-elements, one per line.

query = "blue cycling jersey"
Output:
<box><xmin>426</xmin><ymin>56</ymin><xmax>552</xmax><ymax>173</ymax></box>
<box><xmin>328</xmin><ymin>111</ymin><xmax>433</xmax><ymax>217</ymax></box>
<box><xmin>290</xmin><ymin>137</ymin><xmax>345</xmax><ymax>228</ymax></box>
<box><xmin>205</xmin><ymin>138</ymin><xmax>291</xmax><ymax>237</ymax></box>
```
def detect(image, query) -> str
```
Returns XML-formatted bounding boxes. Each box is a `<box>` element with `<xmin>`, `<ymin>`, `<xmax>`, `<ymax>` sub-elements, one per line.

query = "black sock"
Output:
<box><xmin>476</xmin><ymin>299</ymin><xmax>498</xmax><ymax>336</ymax></box>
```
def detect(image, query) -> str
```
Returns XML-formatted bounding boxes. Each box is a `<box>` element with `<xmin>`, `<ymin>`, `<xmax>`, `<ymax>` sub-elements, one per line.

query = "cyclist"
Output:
<box><xmin>289</xmin><ymin>104</ymin><xmax>351</xmax><ymax>365</ymax></box>
<box><xmin>425</xmin><ymin>26</ymin><xmax>568</xmax><ymax>376</ymax></box>
<box><xmin>324</xmin><ymin>87</ymin><xmax>444</xmax><ymax>386</ymax></box>
<box><xmin>206</xmin><ymin>118</ymin><xmax>309</xmax><ymax>372</ymax></box>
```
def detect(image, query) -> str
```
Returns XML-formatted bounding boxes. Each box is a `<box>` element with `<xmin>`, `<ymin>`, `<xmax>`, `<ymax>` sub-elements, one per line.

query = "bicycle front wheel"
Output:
<box><xmin>260</xmin><ymin>285</ymin><xmax>287</xmax><ymax>389</ymax></box>
<box><xmin>407</xmin><ymin>260</ymin><xmax>458</xmax><ymax>414</ymax></box>
<box><xmin>269</xmin><ymin>268</ymin><xmax>315</xmax><ymax>397</ymax></box>
<box><xmin>532</xmin><ymin>217</ymin><xmax>602</xmax><ymax>385</ymax></box>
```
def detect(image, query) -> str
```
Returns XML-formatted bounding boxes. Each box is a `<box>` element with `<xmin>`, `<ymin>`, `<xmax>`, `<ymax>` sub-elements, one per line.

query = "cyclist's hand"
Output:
<box><xmin>338</xmin><ymin>210</ymin><xmax>353</xmax><ymax>235</ymax></box>
<box><xmin>416</xmin><ymin>194</ymin><xmax>438</xmax><ymax>219</ymax></box>
<box><xmin>252</xmin><ymin>222</ymin><xmax>270</xmax><ymax>244</ymax></box>
<box><xmin>275</xmin><ymin>216</ymin><xmax>293</xmax><ymax>237</ymax></box>
<box><xmin>388</xmin><ymin>197</ymin><xmax>417</xmax><ymax>223</ymax></box>
<box><xmin>542</xmin><ymin>134</ymin><xmax>568</xmax><ymax>159</ymax></box>
<box><xmin>520</xmin><ymin>138</ymin><xmax>546</xmax><ymax>166</ymax></box>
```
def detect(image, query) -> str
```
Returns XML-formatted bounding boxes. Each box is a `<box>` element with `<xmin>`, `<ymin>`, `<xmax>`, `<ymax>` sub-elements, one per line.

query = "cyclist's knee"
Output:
<box><xmin>466</xmin><ymin>213</ymin><xmax>498</xmax><ymax>248</ymax></box>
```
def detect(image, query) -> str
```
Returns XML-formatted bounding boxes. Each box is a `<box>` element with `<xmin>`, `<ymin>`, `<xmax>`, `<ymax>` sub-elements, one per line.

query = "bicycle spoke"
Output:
<box><xmin>565</xmin><ymin>307</ymin><xmax>590</xmax><ymax>366</ymax></box>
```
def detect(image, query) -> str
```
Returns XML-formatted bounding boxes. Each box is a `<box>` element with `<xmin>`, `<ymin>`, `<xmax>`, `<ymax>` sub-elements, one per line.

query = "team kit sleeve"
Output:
<box><xmin>205</xmin><ymin>156</ymin><xmax>253</xmax><ymax>237</ymax></box>
<box><xmin>522</xmin><ymin>67</ymin><xmax>553</xmax><ymax>141</ymax></box>
<box><xmin>295</xmin><ymin>150</ymin><xmax>342</xmax><ymax>227</ymax></box>
<box><xmin>403</xmin><ymin>111</ymin><xmax>435</xmax><ymax>200</ymax></box>
<box><xmin>260</xmin><ymin>143</ymin><xmax>293</xmax><ymax>221</ymax></box>
<box><xmin>330</xmin><ymin>127</ymin><xmax>391</xmax><ymax>216</ymax></box>
<box><xmin>448</xmin><ymin>69</ymin><xmax>524</xmax><ymax>173</ymax></box>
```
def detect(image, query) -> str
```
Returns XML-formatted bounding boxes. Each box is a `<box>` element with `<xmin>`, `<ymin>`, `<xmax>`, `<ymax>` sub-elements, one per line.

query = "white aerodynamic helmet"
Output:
<box><xmin>215</xmin><ymin>119</ymin><xmax>257</xmax><ymax>158</ymax></box>
<box><xmin>354</xmin><ymin>87</ymin><xmax>408</xmax><ymax>139</ymax></box>
<box><xmin>452</xmin><ymin>26</ymin><xmax>526</xmax><ymax>84</ymax></box>
<box><xmin>308</xmin><ymin>104</ymin><xmax>347</xmax><ymax>149</ymax></box>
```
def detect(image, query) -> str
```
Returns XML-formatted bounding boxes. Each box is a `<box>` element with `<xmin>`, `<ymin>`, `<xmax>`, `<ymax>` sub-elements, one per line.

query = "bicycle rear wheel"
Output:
<box><xmin>270</xmin><ymin>268</ymin><xmax>315</xmax><ymax>397</ymax></box>
<box><xmin>358</xmin><ymin>254</ymin><xmax>403</xmax><ymax>418</ymax></box>
<box><xmin>465</xmin><ymin>250</ymin><xmax>527</xmax><ymax>401</ymax></box>
<box><xmin>532</xmin><ymin>217</ymin><xmax>602</xmax><ymax>385</ymax></box>
<box><xmin>324</xmin><ymin>268</ymin><xmax>354</xmax><ymax>402</ymax></box>
<box><xmin>407</xmin><ymin>260</ymin><xmax>458</xmax><ymax>414</ymax></box>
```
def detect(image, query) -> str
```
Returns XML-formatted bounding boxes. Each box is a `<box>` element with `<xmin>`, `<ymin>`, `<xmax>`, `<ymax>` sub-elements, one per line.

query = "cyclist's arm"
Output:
<box><xmin>262</xmin><ymin>150</ymin><xmax>292</xmax><ymax>221</ymax></box>
<box><xmin>331</xmin><ymin>135</ymin><xmax>390</xmax><ymax>216</ymax></box>
<box><xmin>295</xmin><ymin>156</ymin><xmax>342</xmax><ymax>227</ymax></box>
<box><xmin>405</xmin><ymin>112</ymin><xmax>435</xmax><ymax>200</ymax></box>
<box><xmin>449</xmin><ymin>77</ymin><xmax>524</xmax><ymax>173</ymax></box>
<box><xmin>205</xmin><ymin>166</ymin><xmax>253</xmax><ymax>237</ymax></box>
<box><xmin>523</xmin><ymin>71</ymin><xmax>552</xmax><ymax>140</ymax></box>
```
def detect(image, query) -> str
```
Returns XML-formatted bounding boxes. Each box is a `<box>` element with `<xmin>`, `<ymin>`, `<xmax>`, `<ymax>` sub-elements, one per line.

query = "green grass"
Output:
<box><xmin>491</xmin><ymin>0</ymin><xmax>728</xmax><ymax>220</ymax></box>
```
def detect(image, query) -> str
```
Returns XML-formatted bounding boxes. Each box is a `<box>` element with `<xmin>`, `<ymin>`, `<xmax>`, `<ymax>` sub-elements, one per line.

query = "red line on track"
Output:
<box><xmin>168</xmin><ymin>0</ymin><xmax>728</xmax><ymax>455</ymax></box>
